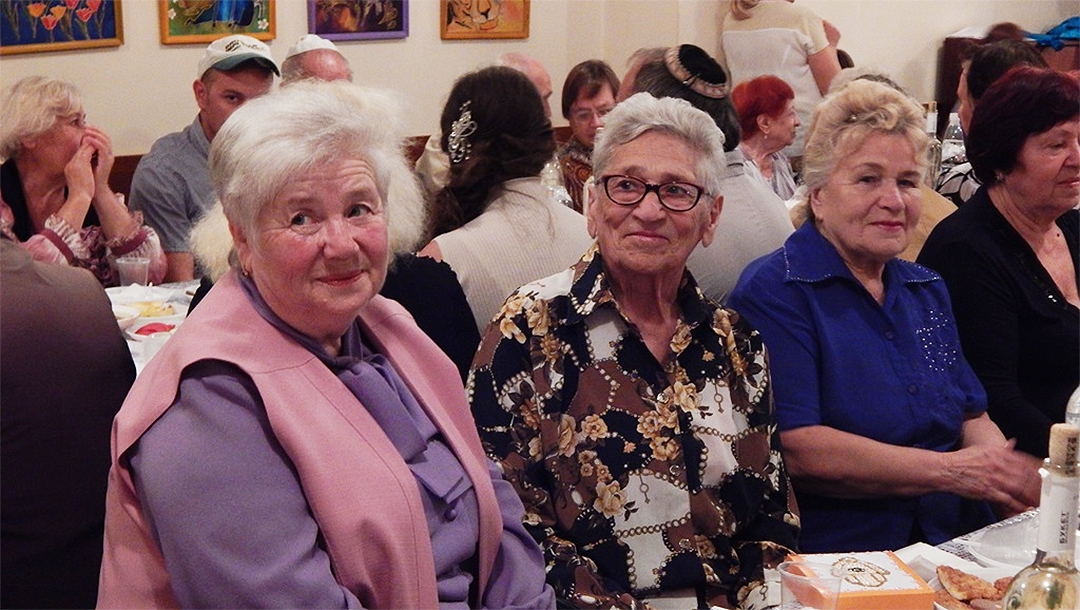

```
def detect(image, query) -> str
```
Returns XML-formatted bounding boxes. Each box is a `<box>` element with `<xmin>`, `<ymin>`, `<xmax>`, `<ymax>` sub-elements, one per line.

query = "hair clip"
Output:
<box><xmin>448</xmin><ymin>101</ymin><xmax>477</xmax><ymax>165</ymax></box>
<box><xmin>664</xmin><ymin>46</ymin><xmax>729</xmax><ymax>100</ymax></box>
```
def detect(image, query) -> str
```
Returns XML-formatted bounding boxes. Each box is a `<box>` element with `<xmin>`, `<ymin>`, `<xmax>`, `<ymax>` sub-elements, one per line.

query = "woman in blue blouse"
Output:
<box><xmin>727</xmin><ymin>79</ymin><xmax>1040</xmax><ymax>553</ymax></box>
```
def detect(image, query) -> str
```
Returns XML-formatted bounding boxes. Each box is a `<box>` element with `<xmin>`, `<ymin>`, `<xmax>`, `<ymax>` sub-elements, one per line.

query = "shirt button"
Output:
<box><xmin>885</xmin><ymin>330</ymin><xmax>896</xmax><ymax>340</ymax></box>
<box><xmin>445</xmin><ymin>507</ymin><xmax>458</xmax><ymax>521</ymax></box>
<box><xmin>908</xmin><ymin>384</ymin><xmax>918</xmax><ymax>394</ymax></box>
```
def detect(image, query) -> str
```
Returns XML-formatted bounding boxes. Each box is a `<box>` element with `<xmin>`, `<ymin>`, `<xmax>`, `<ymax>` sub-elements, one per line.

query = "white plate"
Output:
<box><xmin>106</xmin><ymin>285</ymin><xmax>176</xmax><ymax>303</ymax></box>
<box><xmin>112</xmin><ymin>304</ymin><xmax>140</xmax><ymax>331</ymax></box>
<box><xmin>129</xmin><ymin>322</ymin><xmax>179</xmax><ymax>339</ymax></box>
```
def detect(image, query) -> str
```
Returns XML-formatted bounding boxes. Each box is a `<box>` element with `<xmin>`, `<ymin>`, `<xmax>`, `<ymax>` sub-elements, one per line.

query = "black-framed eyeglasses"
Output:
<box><xmin>600</xmin><ymin>174</ymin><xmax>705</xmax><ymax>212</ymax></box>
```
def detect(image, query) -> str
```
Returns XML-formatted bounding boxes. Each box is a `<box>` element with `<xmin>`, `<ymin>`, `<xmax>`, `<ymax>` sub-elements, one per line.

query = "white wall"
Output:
<box><xmin>0</xmin><ymin>0</ymin><xmax>1072</xmax><ymax>155</ymax></box>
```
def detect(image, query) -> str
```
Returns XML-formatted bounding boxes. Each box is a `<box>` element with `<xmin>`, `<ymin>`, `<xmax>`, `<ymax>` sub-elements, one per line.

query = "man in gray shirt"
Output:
<box><xmin>129</xmin><ymin>35</ymin><xmax>277</xmax><ymax>282</ymax></box>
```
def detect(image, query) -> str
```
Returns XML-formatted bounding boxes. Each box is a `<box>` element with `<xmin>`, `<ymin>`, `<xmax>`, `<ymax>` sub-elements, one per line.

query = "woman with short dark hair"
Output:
<box><xmin>919</xmin><ymin>66</ymin><xmax>1080</xmax><ymax>459</ymax></box>
<box><xmin>557</xmin><ymin>59</ymin><xmax>620</xmax><ymax>212</ymax></box>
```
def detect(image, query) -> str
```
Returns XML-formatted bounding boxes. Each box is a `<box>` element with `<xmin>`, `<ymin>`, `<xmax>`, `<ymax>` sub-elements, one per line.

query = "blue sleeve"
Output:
<box><xmin>482</xmin><ymin>458</ymin><xmax>557</xmax><ymax>610</ymax></box>
<box><xmin>128</xmin><ymin>157</ymin><xmax>194</xmax><ymax>253</ymax></box>
<box><xmin>727</xmin><ymin>264</ymin><xmax>823</xmax><ymax>431</ymax></box>
<box><xmin>129</xmin><ymin>360</ymin><xmax>364</xmax><ymax>609</ymax></box>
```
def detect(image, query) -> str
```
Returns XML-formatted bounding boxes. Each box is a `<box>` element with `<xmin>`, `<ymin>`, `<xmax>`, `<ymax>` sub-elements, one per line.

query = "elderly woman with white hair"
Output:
<box><xmin>97</xmin><ymin>81</ymin><xmax>554</xmax><ymax>609</ymax></box>
<box><xmin>468</xmin><ymin>92</ymin><xmax>799</xmax><ymax>610</ymax></box>
<box><xmin>728</xmin><ymin>79</ymin><xmax>1040</xmax><ymax>553</ymax></box>
<box><xmin>0</xmin><ymin>76</ymin><xmax>165</xmax><ymax>285</ymax></box>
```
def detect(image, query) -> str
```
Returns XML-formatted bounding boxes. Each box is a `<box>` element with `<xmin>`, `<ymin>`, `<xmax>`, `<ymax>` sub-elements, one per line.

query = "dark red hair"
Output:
<box><xmin>967</xmin><ymin>66</ymin><xmax>1080</xmax><ymax>185</ymax></box>
<box><xmin>731</xmin><ymin>75</ymin><xmax>795</xmax><ymax>137</ymax></box>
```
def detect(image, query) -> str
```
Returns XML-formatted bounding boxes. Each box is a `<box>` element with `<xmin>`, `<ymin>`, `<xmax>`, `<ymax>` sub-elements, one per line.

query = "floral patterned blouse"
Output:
<box><xmin>557</xmin><ymin>135</ymin><xmax>593</xmax><ymax>213</ymax></box>
<box><xmin>467</xmin><ymin>245</ymin><xmax>799</xmax><ymax>610</ymax></box>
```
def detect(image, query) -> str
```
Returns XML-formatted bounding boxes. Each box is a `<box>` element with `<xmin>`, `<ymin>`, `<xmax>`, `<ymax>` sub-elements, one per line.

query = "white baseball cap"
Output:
<box><xmin>197</xmin><ymin>34</ymin><xmax>279</xmax><ymax>79</ymax></box>
<box><xmin>285</xmin><ymin>34</ymin><xmax>342</xmax><ymax>61</ymax></box>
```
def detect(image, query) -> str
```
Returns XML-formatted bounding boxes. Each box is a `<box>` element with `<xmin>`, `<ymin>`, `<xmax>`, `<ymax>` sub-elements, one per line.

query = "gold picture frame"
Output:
<box><xmin>440</xmin><ymin>0</ymin><xmax>528</xmax><ymax>40</ymax></box>
<box><xmin>1</xmin><ymin>0</ymin><xmax>124</xmax><ymax>56</ymax></box>
<box><xmin>160</xmin><ymin>0</ymin><xmax>275</xmax><ymax>45</ymax></box>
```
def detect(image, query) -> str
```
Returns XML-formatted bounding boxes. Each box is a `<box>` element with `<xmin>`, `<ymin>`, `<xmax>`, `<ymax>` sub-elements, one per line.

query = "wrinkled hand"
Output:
<box><xmin>81</xmin><ymin>126</ymin><xmax>115</xmax><ymax>198</ymax></box>
<box><xmin>64</xmin><ymin>140</ymin><xmax>97</xmax><ymax>203</ymax></box>
<box><xmin>943</xmin><ymin>439</ymin><xmax>1041</xmax><ymax>516</ymax></box>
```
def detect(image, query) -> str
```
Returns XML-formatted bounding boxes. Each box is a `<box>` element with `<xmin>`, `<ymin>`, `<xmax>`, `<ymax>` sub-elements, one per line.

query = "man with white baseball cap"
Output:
<box><xmin>281</xmin><ymin>34</ymin><xmax>353</xmax><ymax>84</ymax></box>
<box><xmin>129</xmin><ymin>35</ymin><xmax>278</xmax><ymax>282</ymax></box>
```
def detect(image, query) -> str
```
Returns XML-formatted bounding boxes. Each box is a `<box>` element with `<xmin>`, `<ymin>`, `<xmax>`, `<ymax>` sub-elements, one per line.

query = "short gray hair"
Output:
<box><xmin>592</xmin><ymin>92</ymin><xmax>726</xmax><ymax>198</ymax></box>
<box><xmin>0</xmin><ymin>76</ymin><xmax>82</xmax><ymax>160</ymax></box>
<box><xmin>209</xmin><ymin>81</ymin><xmax>423</xmax><ymax>252</ymax></box>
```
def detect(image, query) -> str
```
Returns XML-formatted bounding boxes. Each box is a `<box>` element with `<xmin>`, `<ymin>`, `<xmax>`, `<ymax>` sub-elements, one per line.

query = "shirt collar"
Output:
<box><xmin>783</xmin><ymin>221</ymin><xmax>940</xmax><ymax>287</ymax></box>
<box><xmin>238</xmin><ymin>272</ymin><xmax>365</xmax><ymax>371</ymax></box>
<box><xmin>188</xmin><ymin>115</ymin><xmax>212</xmax><ymax>158</ymax></box>
<box><xmin>564</xmin><ymin>243</ymin><xmax>712</xmax><ymax>328</ymax></box>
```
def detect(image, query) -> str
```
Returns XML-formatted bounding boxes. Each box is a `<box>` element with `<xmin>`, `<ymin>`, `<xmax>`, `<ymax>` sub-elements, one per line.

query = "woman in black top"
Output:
<box><xmin>918</xmin><ymin>67</ymin><xmax>1080</xmax><ymax>458</ymax></box>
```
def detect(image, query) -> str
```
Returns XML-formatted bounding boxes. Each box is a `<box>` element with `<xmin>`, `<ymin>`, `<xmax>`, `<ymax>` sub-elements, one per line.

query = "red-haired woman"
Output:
<box><xmin>732</xmin><ymin>75</ymin><xmax>800</xmax><ymax>199</ymax></box>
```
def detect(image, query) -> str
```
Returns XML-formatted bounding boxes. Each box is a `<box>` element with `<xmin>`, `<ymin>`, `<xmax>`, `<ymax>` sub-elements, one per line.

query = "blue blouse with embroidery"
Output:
<box><xmin>728</xmin><ymin>222</ymin><xmax>993</xmax><ymax>552</ymax></box>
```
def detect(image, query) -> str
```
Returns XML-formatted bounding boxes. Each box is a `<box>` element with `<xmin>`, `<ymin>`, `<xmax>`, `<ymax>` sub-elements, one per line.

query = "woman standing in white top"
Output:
<box><xmin>719</xmin><ymin>0</ymin><xmax>841</xmax><ymax>159</ymax></box>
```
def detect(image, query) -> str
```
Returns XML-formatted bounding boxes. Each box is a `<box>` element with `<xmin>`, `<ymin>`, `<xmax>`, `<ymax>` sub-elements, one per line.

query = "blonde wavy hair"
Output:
<box><xmin>0</xmin><ymin>76</ymin><xmax>82</xmax><ymax>161</ymax></box>
<box><xmin>801</xmin><ymin>79</ymin><xmax>929</xmax><ymax>197</ymax></box>
<box><xmin>729</xmin><ymin>0</ymin><xmax>760</xmax><ymax>20</ymax></box>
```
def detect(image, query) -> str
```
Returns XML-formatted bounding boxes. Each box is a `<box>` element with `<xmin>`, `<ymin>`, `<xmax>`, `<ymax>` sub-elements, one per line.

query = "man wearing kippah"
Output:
<box><xmin>281</xmin><ymin>34</ymin><xmax>353</xmax><ymax>85</ymax></box>
<box><xmin>128</xmin><ymin>35</ymin><xmax>278</xmax><ymax>282</ymax></box>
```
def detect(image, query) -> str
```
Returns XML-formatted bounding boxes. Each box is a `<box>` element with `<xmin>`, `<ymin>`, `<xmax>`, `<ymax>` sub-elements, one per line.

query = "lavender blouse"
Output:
<box><xmin>130</xmin><ymin>275</ymin><xmax>553</xmax><ymax>609</ymax></box>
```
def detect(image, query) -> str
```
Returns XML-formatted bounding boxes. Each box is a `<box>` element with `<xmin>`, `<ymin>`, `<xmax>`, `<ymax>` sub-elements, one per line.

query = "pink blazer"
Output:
<box><xmin>97</xmin><ymin>271</ymin><xmax>502</xmax><ymax>609</ymax></box>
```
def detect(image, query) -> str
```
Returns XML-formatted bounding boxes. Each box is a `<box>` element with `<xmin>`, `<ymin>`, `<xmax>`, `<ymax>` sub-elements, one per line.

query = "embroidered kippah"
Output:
<box><xmin>664</xmin><ymin>45</ymin><xmax>729</xmax><ymax>99</ymax></box>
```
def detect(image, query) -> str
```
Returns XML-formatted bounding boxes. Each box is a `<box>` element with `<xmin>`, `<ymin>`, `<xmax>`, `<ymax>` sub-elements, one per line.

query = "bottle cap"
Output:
<box><xmin>1048</xmin><ymin>423</ymin><xmax>1080</xmax><ymax>474</ymax></box>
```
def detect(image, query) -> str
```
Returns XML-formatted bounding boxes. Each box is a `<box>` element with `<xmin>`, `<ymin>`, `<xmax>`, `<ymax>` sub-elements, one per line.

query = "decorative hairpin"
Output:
<box><xmin>664</xmin><ymin>46</ymin><xmax>729</xmax><ymax>100</ymax></box>
<box><xmin>448</xmin><ymin>101</ymin><xmax>477</xmax><ymax>165</ymax></box>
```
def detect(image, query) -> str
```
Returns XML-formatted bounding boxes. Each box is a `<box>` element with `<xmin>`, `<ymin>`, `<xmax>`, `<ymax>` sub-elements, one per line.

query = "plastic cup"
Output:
<box><xmin>778</xmin><ymin>561</ymin><xmax>843</xmax><ymax>610</ymax></box>
<box><xmin>115</xmin><ymin>256</ymin><xmax>150</xmax><ymax>286</ymax></box>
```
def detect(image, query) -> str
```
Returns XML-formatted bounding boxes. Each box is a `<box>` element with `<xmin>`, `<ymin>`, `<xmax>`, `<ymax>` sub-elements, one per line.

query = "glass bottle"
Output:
<box><xmin>940</xmin><ymin>112</ymin><xmax>967</xmax><ymax>172</ymax></box>
<box><xmin>924</xmin><ymin>101</ymin><xmax>942</xmax><ymax>188</ymax></box>
<box><xmin>1065</xmin><ymin>385</ymin><xmax>1080</xmax><ymax>429</ymax></box>
<box><xmin>1003</xmin><ymin>423</ymin><xmax>1080</xmax><ymax>609</ymax></box>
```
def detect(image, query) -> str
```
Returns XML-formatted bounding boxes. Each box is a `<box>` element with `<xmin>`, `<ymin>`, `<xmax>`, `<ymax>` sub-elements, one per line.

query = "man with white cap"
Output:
<box><xmin>128</xmin><ymin>35</ymin><xmax>278</xmax><ymax>282</ymax></box>
<box><xmin>281</xmin><ymin>34</ymin><xmax>352</xmax><ymax>84</ymax></box>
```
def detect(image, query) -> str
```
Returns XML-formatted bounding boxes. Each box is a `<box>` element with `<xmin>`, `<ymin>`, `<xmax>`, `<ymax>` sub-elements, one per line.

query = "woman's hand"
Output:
<box><xmin>81</xmin><ymin>126</ymin><xmax>115</xmax><ymax>199</ymax></box>
<box><xmin>77</xmin><ymin>125</ymin><xmax>139</xmax><ymax>240</ymax></box>
<box><xmin>56</xmin><ymin>140</ymin><xmax>96</xmax><ymax>230</ymax></box>
<box><xmin>943</xmin><ymin>439</ymin><xmax>1041</xmax><ymax>517</ymax></box>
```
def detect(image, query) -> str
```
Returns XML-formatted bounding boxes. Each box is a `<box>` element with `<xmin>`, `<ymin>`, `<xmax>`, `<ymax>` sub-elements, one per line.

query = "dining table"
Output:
<box><xmin>773</xmin><ymin>508</ymin><xmax>1045</xmax><ymax>609</ymax></box>
<box><xmin>107</xmin><ymin>280</ymin><xmax>200</xmax><ymax>376</ymax></box>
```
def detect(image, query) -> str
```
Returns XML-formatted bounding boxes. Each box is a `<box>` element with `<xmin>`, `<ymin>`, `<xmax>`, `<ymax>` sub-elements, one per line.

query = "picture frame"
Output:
<box><xmin>1</xmin><ymin>0</ymin><xmax>124</xmax><ymax>56</ymax></box>
<box><xmin>440</xmin><ymin>0</ymin><xmax>528</xmax><ymax>40</ymax></box>
<box><xmin>309</xmin><ymin>0</ymin><xmax>407</xmax><ymax>41</ymax></box>
<box><xmin>159</xmin><ymin>0</ymin><xmax>274</xmax><ymax>45</ymax></box>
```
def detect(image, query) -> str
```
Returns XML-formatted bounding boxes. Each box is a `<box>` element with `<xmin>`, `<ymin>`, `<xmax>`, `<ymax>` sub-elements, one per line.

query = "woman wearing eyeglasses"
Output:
<box><xmin>468</xmin><ymin>92</ymin><xmax>799</xmax><ymax>610</ymax></box>
<box><xmin>557</xmin><ymin>59</ymin><xmax>620</xmax><ymax>213</ymax></box>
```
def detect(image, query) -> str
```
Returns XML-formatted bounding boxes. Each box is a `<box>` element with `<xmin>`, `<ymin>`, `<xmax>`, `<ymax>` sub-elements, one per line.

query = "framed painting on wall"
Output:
<box><xmin>1</xmin><ymin>0</ymin><xmax>124</xmax><ymax>56</ymax></box>
<box><xmin>160</xmin><ymin>0</ymin><xmax>274</xmax><ymax>45</ymax></box>
<box><xmin>440</xmin><ymin>0</ymin><xmax>528</xmax><ymax>40</ymax></box>
<box><xmin>309</xmin><ymin>0</ymin><xmax>407</xmax><ymax>41</ymax></box>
